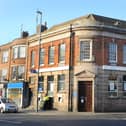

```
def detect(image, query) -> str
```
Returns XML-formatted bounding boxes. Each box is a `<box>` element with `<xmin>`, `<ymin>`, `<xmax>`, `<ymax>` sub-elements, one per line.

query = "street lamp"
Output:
<box><xmin>36</xmin><ymin>10</ymin><xmax>42</xmax><ymax>112</ymax></box>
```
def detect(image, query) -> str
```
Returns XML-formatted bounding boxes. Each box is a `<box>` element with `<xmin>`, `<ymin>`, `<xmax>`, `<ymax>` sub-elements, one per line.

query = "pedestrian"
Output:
<box><xmin>42</xmin><ymin>93</ymin><xmax>49</xmax><ymax>110</ymax></box>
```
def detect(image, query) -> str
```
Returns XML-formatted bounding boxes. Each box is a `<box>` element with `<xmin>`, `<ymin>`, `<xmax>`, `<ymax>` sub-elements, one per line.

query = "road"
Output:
<box><xmin>0</xmin><ymin>112</ymin><xmax>126</xmax><ymax>126</ymax></box>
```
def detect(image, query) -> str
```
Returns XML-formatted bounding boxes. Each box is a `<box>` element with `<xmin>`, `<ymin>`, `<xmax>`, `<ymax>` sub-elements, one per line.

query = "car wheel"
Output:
<box><xmin>0</xmin><ymin>108</ymin><xmax>4</xmax><ymax>113</ymax></box>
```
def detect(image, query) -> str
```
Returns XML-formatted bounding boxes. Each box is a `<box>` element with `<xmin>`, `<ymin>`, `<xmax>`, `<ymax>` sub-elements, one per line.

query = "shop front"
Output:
<box><xmin>7</xmin><ymin>82</ymin><xmax>29</xmax><ymax>108</ymax></box>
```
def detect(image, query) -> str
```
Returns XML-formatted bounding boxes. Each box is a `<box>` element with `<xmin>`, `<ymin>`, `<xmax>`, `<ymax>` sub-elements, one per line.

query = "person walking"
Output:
<box><xmin>42</xmin><ymin>93</ymin><xmax>49</xmax><ymax>110</ymax></box>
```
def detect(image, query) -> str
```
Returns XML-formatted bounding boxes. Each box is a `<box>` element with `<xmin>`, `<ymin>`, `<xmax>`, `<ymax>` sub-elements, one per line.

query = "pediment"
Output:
<box><xmin>75</xmin><ymin>70</ymin><xmax>95</xmax><ymax>78</ymax></box>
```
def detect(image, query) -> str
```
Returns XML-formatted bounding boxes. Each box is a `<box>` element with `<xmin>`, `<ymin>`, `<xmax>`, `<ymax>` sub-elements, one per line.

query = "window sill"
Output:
<box><xmin>108</xmin><ymin>96</ymin><xmax>119</xmax><ymax>99</ymax></box>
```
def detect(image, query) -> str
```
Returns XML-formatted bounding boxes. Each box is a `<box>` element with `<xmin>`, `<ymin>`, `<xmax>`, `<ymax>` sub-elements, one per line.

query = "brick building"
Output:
<box><xmin>27</xmin><ymin>14</ymin><xmax>126</xmax><ymax>112</ymax></box>
<box><xmin>0</xmin><ymin>32</ymin><xmax>29</xmax><ymax>108</ymax></box>
<box><xmin>1</xmin><ymin>14</ymin><xmax>126</xmax><ymax>112</ymax></box>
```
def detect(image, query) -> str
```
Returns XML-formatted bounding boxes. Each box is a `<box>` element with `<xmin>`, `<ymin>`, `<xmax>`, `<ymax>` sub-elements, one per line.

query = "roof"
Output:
<box><xmin>46</xmin><ymin>14</ymin><xmax>126</xmax><ymax>32</ymax></box>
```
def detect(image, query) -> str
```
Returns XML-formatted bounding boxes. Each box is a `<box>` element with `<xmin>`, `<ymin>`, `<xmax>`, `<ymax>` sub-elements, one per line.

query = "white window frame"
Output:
<box><xmin>13</xmin><ymin>45</ymin><xmax>26</xmax><ymax>59</ymax></box>
<box><xmin>79</xmin><ymin>39</ymin><xmax>92</xmax><ymax>61</ymax></box>
<box><xmin>31</xmin><ymin>51</ymin><xmax>35</xmax><ymax>67</ymax></box>
<box><xmin>49</xmin><ymin>46</ymin><xmax>55</xmax><ymax>64</ymax></box>
<box><xmin>40</xmin><ymin>48</ymin><xmax>45</xmax><ymax>66</ymax></box>
<box><xmin>57</xmin><ymin>74</ymin><xmax>65</xmax><ymax>91</ymax></box>
<box><xmin>108</xmin><ymin>80</ymin><xmax>118</xmax><ymax>97</ymax></box>
<box><xmin>2</xmin><ymin>50</ymin><xmax>9</xmax><ymax>63</ymax></box>
<box><xmin>123</xmin><ymin>44</ymin><xmax>126</xmax><ymax>64</ymax></box>
<box><xmin>59</xmin><ymin>43</ymin><xmax>66</xmax><ymax>63</ymax></box>
<box><xmin>1</xmin><ymin>69</ymin><xmax>8</xmax><ymax>81</ymax></box>
<box><xmin>108</xmin><ymin>42</ymin><xmax>117</xmax><ymax>63</ymax></box>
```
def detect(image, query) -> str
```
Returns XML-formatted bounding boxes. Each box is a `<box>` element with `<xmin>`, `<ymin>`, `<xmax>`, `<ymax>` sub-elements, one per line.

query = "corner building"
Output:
<box><xmin>27</xmin><ymin>14</ymin><xmax>126</xmax><ymax>112</ymax></box>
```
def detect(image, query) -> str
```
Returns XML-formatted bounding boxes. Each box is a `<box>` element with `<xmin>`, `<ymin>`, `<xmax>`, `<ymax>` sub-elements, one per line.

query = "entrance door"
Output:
<box><xmin>78</xmin><ymin>81</ymin><xmax>92</xmax><ymax>112</ymax></box>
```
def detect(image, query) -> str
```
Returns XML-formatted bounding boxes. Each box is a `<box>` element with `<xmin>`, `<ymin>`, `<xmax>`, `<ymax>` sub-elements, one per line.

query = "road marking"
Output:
<box><xmin>0</xmin><ymin>119</ymin><xmax>22</xmax><ymax>125</ymax></box>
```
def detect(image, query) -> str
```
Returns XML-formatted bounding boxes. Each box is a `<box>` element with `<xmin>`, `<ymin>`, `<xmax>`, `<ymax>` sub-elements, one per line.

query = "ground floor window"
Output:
<box><xmin>38</xmin><ymin>76</ymin><xmax>44</xmax><ymax>92</ymax></box>
<box><xmin>123</xmin><ymin>75</ymin><xmax>126</xmax><ymax>96</ymax></box>
<box><xmin>47</xmin><ymin>76</ymin><xmax>54</xmax><ymax>97</ymax></box>
<box><xmin>108</xmin><ymin>80</ymin><xmax>118</xmax><ymax>97</ymax></box>
<box><xmin>57</xmin><ymin>74</ymin><xmax>65</xmax><ymax>91</ymax></box>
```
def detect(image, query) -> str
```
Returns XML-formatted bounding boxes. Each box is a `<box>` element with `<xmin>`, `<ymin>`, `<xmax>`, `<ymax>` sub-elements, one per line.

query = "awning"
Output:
<box><xmin>7</xmin><ymin>82</ymin><xmax>24</xmax><ymax>89</ymax></box>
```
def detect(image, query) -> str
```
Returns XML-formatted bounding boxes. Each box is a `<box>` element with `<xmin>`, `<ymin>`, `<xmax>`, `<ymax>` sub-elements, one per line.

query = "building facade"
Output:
<box><xmin>0</xmin><ymin>34</ymin><xmax>29</xmax><ymax>108</ymax></box>
<box><xmin>1</xmin><ymin>14</ymin><xmax>126</xmax><ymax>112</ymax></box>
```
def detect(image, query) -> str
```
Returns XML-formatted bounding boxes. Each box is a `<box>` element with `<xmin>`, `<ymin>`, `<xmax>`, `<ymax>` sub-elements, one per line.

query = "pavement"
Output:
<box><xmin>19</xmin><ymin>109</ymin><xmax>126</xmax><ymax>119</ymax></box>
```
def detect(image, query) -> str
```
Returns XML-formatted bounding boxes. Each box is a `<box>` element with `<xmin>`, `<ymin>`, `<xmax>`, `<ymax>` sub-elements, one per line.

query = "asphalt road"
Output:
<box><xmin>0</xmin><ymin>112</ymin><xmax>126</xmax><ymax>126</ymax></box>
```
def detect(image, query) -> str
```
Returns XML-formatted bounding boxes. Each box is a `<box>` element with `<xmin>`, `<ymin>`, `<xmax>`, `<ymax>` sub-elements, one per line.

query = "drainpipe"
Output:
<box><xmin>68</xmin><ymin>24</ymin><xmax>75</xmax><ymax>112</ymax></box>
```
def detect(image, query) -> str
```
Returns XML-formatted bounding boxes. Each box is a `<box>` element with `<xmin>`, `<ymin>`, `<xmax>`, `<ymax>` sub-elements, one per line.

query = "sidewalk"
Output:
<box><xmin>19</xmin><ymin>108</ymin><xmax>126</xmax><ymax>118</ymax></box>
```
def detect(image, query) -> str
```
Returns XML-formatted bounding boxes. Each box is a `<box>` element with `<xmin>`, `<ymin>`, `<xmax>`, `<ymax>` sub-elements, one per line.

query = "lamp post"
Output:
<box><xmin>36</xmin><ymin>10</ymin><xmax>42</xmax><ymax>112</ymax></box>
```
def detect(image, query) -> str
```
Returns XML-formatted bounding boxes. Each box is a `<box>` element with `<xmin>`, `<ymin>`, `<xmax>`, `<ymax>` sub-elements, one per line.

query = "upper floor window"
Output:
<box><xmin>80</xmin><ymin>40</ymin><xmax>92</xmax><ymax>61</ymax></box>
<box><xmin>29</xmin><ymin>76</ymin><xmax>36</xmax><ymax>84</ymax></box>
<box><xmin>40</xmin><ymin>48</ymin><xmax>45</xmax><ymax>65</ymax></box>
<box><xmin>59</xmin><ymin>43</ymin><xmax>66</xmax><ymax>63</ymax></box>
<box><xmin>13</xmin><ymin>45</ymin><xmax>26</xmax><ymax>59</ymax></box>
<box><xmin>0</xmin><ymin>69</ymin><xmax>8</xmax><ymax>81</ymax></box>
<box><xmin>11</xmin><ymin>65</ymin><xmax>25</xmax><ymax>80</ymax></box>
<box><xmin>2</xmin><ymin>50</ymin><xmax>9</xmax><ymax>63</ymax></box>
<box><xmin>108</xmin><ymin>42</ymin><xmax>117</xmax><ymax>63</ymax></box>
<box><xmin>31</xmin><ymin>51</ymin><xmax>35</xmax><ymax>67</ymax></box>
<box><xmin>49</xmin><ymin>46</ymin><xmax>55</xmax><ymax>64</ymax></box>
<box><xmin>123</xmin><ymin>44</ymin><xmax>126</xmax><ymax>64</ymax></box>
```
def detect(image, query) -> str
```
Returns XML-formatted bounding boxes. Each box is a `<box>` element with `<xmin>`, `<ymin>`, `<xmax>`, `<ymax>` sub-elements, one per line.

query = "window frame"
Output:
<box><xmin>123</xmin><ymin>44</ymin><xmax>126</xmax><ymax>64</ymax></box>
<box><xmin>108</xmin><ymin>42</ymin><xmax>117</xmax><ymax>63</ymax></box>
<box><xmin>57</xmin><ymin>74</ymin><xmax>65</xmax><ymax>91</ymax></box>
<box><xmin>48</xmin><ymin>46</ymin><xmax>55</xmax><ymax>64</ymax></box>
<box><xmin>39</xmin><ymin>48</ymin><xmax>45</xmax><ymax>66</ymax></box>
<box><xmin>38</xmin><ymin>76</ymin><xmax>44</xmax><ymax>92</ymax></box>
<box><xmin>31</xmin><ymin>50</ymin><xmax>35</xmax><ymax>67</ymax></box>
<box><xmin>79</xmin><ymin>39</ymin><xmax>92</xmax><ymax>62</ymax></box>
<box><xmin>2</xmin><ymin>50</ymin><xmax>9</xmax><ymax>63</ymax></box>
<box><xmin>108</xmin><ymin>80</ymin><xmax>118</xmax><ymax>97</ymax></box>
<box><xmin>11</xmin><ymin>65</ymin><xmax>25</xmax><ymax>80</ymax></box>
<box><xmin>59</xmin><ymin>43</ymin><xmax>66</xmax><ymax>63</ymax></box>
<box><xmin>13</xmin><ymin>45</ymin><xmax>26</xmax><ymax>59</ymax></box>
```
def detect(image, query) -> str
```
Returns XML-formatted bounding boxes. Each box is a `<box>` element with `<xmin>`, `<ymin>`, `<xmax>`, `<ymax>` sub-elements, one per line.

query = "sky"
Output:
<box><xmin>0</xmin><ymin>0</ymin><xmax>126</xmax><ymax>45</ymax></box>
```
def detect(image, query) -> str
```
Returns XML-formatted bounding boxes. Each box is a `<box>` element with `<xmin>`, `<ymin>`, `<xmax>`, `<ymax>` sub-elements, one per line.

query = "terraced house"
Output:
<box><xmin>1</xmin><ymin>14</ymin><xmax>126</xmax><ymax>112</ymax></box>
<box><xmin>0</xmin><ymin>32</ymin><xmax>29</xmax><ymax>108</ymax></box>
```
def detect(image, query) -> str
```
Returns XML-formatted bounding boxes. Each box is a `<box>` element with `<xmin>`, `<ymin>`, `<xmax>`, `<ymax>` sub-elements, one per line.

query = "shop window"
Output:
<box><xmin>108</xmin><ymin>80</ymin><xmax>118</xmax><ymax>97</ymax></box>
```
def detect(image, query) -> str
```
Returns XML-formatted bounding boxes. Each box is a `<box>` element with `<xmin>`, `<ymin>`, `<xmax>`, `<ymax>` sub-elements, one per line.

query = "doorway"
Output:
<box><xmin>78</xmin><ymin>81</ymin><xmax>92</xmax><ymax>112</ymax></box>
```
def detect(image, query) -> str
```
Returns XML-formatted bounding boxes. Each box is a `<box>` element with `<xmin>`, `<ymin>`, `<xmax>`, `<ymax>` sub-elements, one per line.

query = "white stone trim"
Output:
<box><xmin>102</xmin><ymin>65</ymin><xmax>126</xmax><ymax>71</ymax></box>
<box><xmin>38</xmin><ymin>66</ymin><xmax>69</xmax><ymax>73</ymax></box>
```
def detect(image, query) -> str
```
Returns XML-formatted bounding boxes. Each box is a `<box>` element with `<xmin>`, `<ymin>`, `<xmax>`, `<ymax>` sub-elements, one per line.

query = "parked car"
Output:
<box><xmin>0</xmin><ymin>97</ymin><xmax>18</xmax><ymax>113</ymax></box>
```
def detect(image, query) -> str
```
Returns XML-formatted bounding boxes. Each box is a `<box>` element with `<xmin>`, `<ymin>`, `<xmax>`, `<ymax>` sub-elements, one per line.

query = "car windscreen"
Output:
<box><xmin>1</xmin><ymin>98</ymin><xmax>14</xmax><ymax>103</ymax></box>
